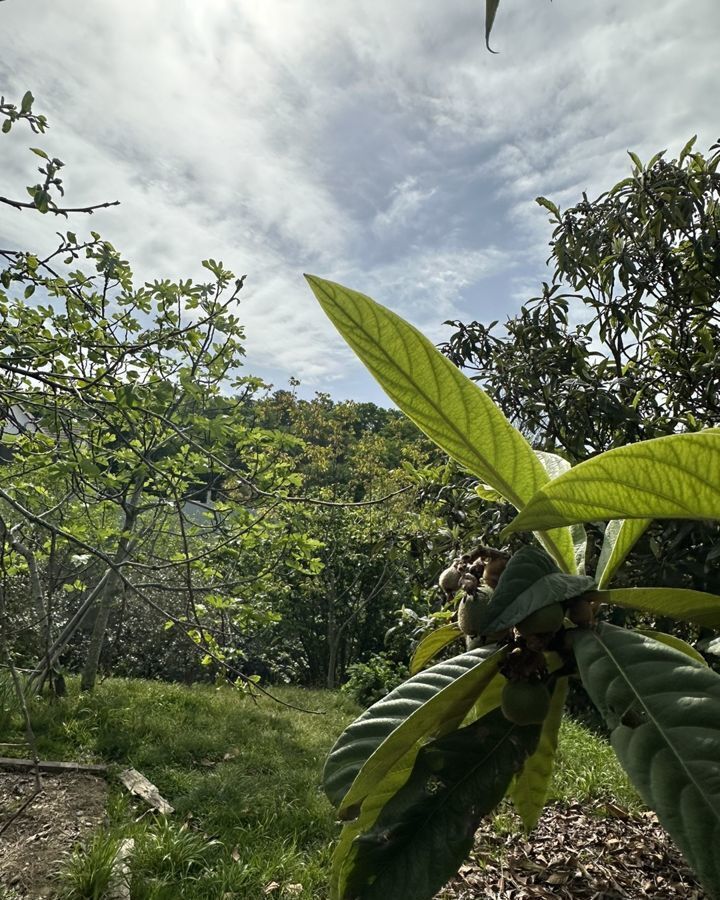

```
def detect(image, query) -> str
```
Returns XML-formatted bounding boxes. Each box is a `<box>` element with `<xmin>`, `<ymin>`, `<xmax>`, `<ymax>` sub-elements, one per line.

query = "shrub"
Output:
<box><xmin>341</xmin><ymin>654</ymin><xmax>409</xmax><ymax>707</ymax></box>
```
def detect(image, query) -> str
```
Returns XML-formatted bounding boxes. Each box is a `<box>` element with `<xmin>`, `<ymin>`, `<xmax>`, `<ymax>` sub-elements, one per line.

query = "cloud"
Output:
<box><xmin>372</xmin><ymin>176</ymin><xmax>437</xmax><ymax>236</ymax></box>
<box><xmin>1</xmin><ymin>0</ymin><xmax>718</xmax><ymax>401</ymax></box>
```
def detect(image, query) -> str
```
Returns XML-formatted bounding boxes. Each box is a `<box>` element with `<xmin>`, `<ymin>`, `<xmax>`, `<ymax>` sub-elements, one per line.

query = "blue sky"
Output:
<box><xmin>1</xmin><ymin>0</ymin><xmax>718</xmax><ymax>405</ymax></box>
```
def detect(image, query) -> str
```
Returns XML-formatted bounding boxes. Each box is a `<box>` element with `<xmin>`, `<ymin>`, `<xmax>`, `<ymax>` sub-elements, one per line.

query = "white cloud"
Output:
<box><xmin>373</xmin><ymin>176</ymin><xmax>437</xmax><ymax>236</ymax></box>
<box><xmin>1</xmin><ymin>0</ymin><xmax>718</xmax><ymax>401</ymax></box>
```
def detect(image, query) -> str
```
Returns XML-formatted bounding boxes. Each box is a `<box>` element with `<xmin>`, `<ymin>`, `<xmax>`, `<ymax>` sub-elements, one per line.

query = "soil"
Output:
<box><xmin>0</xmin><ymin>772</ymin><xmax>108</xmax><ymax>899</ymax></box>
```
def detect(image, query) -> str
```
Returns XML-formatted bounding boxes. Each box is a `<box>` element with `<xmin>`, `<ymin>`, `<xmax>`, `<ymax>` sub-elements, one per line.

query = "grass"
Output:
<box><xmin>551</xmin><ymin>716</ymin><xmax>641</xmax><ymax>811</ymax></box>
<box><xmin>0</xmin><ymin>674</ymin><xmax>641</xmax><ymax>898</ymax></box>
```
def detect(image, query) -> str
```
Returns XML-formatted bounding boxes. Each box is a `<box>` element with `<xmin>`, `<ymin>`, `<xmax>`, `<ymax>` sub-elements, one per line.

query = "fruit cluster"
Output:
<box><xmin>438</xmin><ymin>548</ymin><xmax>599</xmax><ymax>727</ymax></box>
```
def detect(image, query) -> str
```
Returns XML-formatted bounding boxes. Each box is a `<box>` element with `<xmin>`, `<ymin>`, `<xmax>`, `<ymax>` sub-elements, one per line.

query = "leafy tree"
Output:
<box><xmin>443</xmin><ymin>137</ymin><xmax>720</xmax><ymax>458</ymax></box>
<box><xmin>441</xmin><ymin>139</ymin><xmax>720</xmax><ymax>600</ymax></box>
<box><xmin>252</xmin><ymin>391</ymin><xmax>445</xmax><ymax>688</ymax></box>
<box><xmin>0</xmin><ymin>93</ymin><xmax>318</xmax><ymax>693</ymax></box>
<box><xmin>305</xmin><ymin>275</ymin><xmax>720</xmax><ymax>900</ymax></box>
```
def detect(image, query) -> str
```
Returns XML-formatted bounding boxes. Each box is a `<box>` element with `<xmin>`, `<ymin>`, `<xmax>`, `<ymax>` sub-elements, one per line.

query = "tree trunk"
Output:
<box><xmin>326</xmin><ymin>633</ymin><xmax>340</xmax><ymax>691</ymax></box>
<box><xmin>326</xmin><ymin>576</ymin><xmax>339</xmax><ymax>690</ymax></box>
<box><xmin>80</xmin><ymin>567</ymin><xmax>121</xmax><ymax>692</ymax></box>
<box><xmin>80</xmin><ymin>482</ymin><xmax>142</xmax><ymax>692</ymax></box>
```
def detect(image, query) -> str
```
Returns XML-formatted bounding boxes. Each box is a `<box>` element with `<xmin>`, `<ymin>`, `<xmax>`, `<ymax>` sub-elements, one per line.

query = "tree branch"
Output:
<box><xmin>0</xmin><ymin>196</ymin><xmax>120</xmax><ymax>215</ymax></box>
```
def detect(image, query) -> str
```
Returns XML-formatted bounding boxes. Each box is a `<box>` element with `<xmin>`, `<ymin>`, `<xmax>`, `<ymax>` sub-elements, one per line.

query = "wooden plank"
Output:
<box><xmin>118</xmin><ymin>767</ymin><xmax>174</xmax><ymax>814</ymax></box>
<box><xmin>106</xmin><ymin>837</ymin><xmax>134</xmax><ymax>900</ymax></box>
<box><xmin>0</xmin><ymin>757</ymin><xmax>107</xmax><ymax>774</ymax></box>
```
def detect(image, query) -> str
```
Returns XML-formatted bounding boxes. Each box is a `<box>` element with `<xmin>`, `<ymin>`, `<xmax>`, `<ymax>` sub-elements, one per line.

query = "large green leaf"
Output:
<box><xmin>598</xmin><ymin>587</ymin><xmax>720</xmax><ymax>629</ymax></box>
<box><xmin>503</xmin><ymin>431</ymin><xmax>720</xmax><ymax>535</ymax></box>
<box><xmin>595</xmin><ymin>518</ymin><xmax>651</xmax><ymax>589</ymax></box>
<box><xmin>510</xmin><ymin>676</ymin><xmax>568</xmax><ymax>830</ymax></box>
<box><xmin>331</xmin><ymin>759</ymin><xmax>413</xmax><ymax>898</ymax></box>
<box><xmin>478</xmin><ymin>545</ymin><xmax>594</xmax><ymax>633</ymax></box>
<box><xmin>325</xmin><ymin>646</ymin><xmax>506</xmax><ymax>817</ymax></box>
<box><xmin>409</xmin><ymin>624</ymin><xmax>463</xmax><ymax>675</ymax></box>
<box><xmin>331</xmin><ymin>665</ymin><xmax>510</xmax><ymax>898</ymax></box>
<box><xmin>306</xmin><ymin>276</ymin><xmax>577</xmax><ymax>572</ymax></box>
<box><xmin>633</xmin><ymin>629</ymin><xmax>707</xmax><ymax>666</ymax></box>
<box><xmin>536</xmin><ymin>451</ymin><xmax>588</xmax><ymax>573</ymax></box>
<box><xmin>344</xmin><ymin>708</ymin><xmax>541</xmax><ymax>900</ymax></box>
<box><xmin>573</xmin><ymin>624</ymin><xmax>720</xmax><ymax>897</ymax></box>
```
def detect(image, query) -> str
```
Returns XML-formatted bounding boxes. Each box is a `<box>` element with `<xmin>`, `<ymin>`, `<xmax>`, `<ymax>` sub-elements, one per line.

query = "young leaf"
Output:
<box><xmin>477</xmin><ymin>546</ymin><xmax>594</xmax><ymax>633</ymax></box>
<box><xmin>535</xmin><ymin>196</ymin><xmax>560</xmax><ymax>218</ymax></box>
<box><xmin>409</xmin><ymin>624</ymin><xmax>463</xmax><ymax>675</ymax></box>
<box><xmin>628</xmin><ymin>149</ymin><xmax>644</xmax><ymax>171</ymax></box>
<box><xmin>595</xmin><ymin>518</ymin><xmax>651</xmax><ymax>588</ymax></box>
<box><xmin>327</xmin><ymin>647</ymin><xmax>507</xmax><ymax>818</ymax></box>
<box><xmin>503</xmin><ymin>431</ymin><xmax>720</xmax><ymax>534</ymax></box>
<box><xmin>306</xmin><ymin>276</ymin><xmax>577</xmax><ymax>572</ymax></box>
<box><xmin>510</xmin><ymin>677</ymin><xmax>568</xmax><ymax>831</ymax></box>
<box><xmin>573</xmin><ymin>624</ymin><xmax>720</xmax><ymax>898</ymax></box>
<box><xmin>344</xmin><ymin>708</ymin><xmax>541</xmax><ymax>900</ymax></box>
<box><xmin>597</xmin><ymin>587</ymin><xmax>720</xmax><ymax>629</ymax></box>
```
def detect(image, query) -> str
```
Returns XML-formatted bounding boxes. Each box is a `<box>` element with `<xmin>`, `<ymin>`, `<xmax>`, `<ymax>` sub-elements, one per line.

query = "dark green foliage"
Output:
<box><xmin>345</xmin><ymin>709</ymin><xmax>540</xmax><ymax>900</ymax></box>
<box><xmin>574</xmin><ymin>624</ymin><xmax>720</xmax><ymax>896</ymax></box>
<box><xmin>478</xmin><ymin>546</ymin><xmax>593</xmax><ymax>633</ymax></box>
<box><xmin>341</xmin><ymin>654</ymin><xmax>410</xmax><ymax>707</ymax></box>
<box><xmin>442</xmin><ymin>139</ymin><xmax>720</xmax><ymax>594</ymax></box>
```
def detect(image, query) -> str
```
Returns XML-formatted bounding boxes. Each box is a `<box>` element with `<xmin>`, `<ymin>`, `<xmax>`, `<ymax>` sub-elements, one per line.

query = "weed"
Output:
<box><xmin>58</xmin><ymin>830</ymin><xmax>119</xmax><ymax>900</ymax></box>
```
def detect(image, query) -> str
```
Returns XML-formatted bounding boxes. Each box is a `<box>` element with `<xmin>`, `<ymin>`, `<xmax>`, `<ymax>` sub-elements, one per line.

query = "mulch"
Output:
<box><xmin>438</xmin><ymin>801</ymin><xmax>706</xmax><ymax>899</ymax></box>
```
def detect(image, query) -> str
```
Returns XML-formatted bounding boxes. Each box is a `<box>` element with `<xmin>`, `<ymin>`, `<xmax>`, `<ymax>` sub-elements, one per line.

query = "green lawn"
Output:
<box><xmin>1</xmin><ymin>676</ymin><xmax>640</xmax><ymax>899</ymax></box>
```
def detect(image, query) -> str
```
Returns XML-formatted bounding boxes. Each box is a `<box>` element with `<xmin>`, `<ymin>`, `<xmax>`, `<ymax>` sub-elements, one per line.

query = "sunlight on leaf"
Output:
<box><xmin>597</xmin><ymin>587</ymin><xmax>720</xmax><ymax>629</ymax></box>
<box><xmin>504</xmin><ymin>432</ymin><xmax>720</xmax><ymax>534</ymax></box>
<box><xmin>306</xmin><ymin>275</ymin><xmax>578</xmax><ymax>572</ymax></box>
<box><xmin>409</xmin><ymin>624</ymin><xmax>463</xmax><ymax>675</ymax></box>
<box><xmin>595</xmin><ymin>518</ymin><xmax>651</xmax><ymax>589</ymax></box>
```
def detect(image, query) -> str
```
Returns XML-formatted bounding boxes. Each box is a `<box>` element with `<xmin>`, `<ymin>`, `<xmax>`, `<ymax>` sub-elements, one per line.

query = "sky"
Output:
<box><xmin>1</xmin><ymin>0</ymin><xmax>718</xmax><ymax>405</ymax></box>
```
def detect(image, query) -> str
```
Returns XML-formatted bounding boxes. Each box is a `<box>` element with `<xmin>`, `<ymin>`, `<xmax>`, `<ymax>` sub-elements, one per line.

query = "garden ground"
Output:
<box><xmin>0</xmin><ymin>679</ymin><xmax>706</xmax><ymax>899</ymax></box>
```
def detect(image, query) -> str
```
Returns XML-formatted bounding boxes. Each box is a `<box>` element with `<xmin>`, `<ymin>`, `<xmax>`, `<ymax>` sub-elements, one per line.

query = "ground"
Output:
<box><xmin>0</xmin><ymin>776</ymin><xmax>706</xmax><ymax>899</ymax></box>
<box><xmin>440</xmin><ymin>802</ymin><xmax>706</xmax><ymax>899</ymax></box>
<box><xmin>0</xmin><ymin>773</ymin><xmax>107</xmax><ymax>898</ymax></box>
<box><xmin>0</xmin><ymin>682</ymin><xmax>710</xmax><ymax>898</ymax></box>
